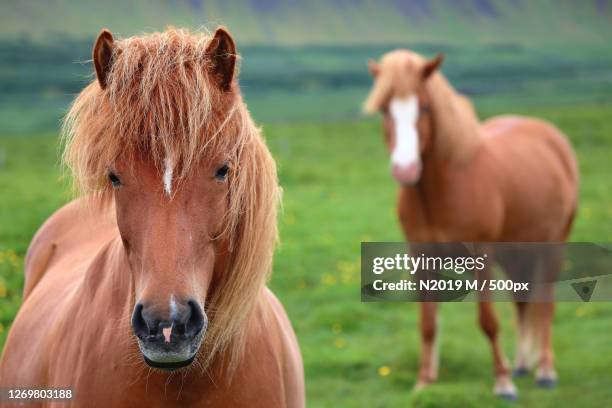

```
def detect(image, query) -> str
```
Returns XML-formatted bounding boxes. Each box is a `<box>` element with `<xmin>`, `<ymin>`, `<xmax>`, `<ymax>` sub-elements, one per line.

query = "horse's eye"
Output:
<box><xmin>214</xmin><ymin>164</ymin><xmax>229</xmax><ymax>181</ymax></box>
<box><xmin>108</xmin><ymin>172</ymin><xmax>122</xmax><ymax>188</ymax></box>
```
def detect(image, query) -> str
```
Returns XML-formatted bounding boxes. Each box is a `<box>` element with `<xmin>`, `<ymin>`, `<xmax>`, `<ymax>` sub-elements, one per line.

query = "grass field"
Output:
<box><xmin>1</xmin><ymin>102</ymin><xmax>611</xmax><ymax>407</ymax></box>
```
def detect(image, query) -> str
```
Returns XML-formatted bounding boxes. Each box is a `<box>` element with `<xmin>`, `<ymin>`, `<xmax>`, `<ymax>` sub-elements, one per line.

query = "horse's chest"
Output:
<box><xmin>397</xmin><ymin>186</ymin><xmax>493</xmax><ymax>241</ymax></box>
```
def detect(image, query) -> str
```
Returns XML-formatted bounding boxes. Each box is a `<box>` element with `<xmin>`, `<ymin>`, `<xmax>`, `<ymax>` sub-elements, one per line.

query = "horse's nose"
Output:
<box><xmin>392</xmin><ymin>161</ymin><xmax>422</xmax><ymax>185</ymax></box>
<box><xmin>131</xmin><ymin>299</ymin><xmax>207</xmax><ymax>342</ymax></box>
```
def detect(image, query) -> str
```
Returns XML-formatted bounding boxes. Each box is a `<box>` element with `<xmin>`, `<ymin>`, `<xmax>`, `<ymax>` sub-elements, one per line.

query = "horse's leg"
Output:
<box><xmin>415</xmin><ymin>301</ymin><xmax>438</xmax><ymax>390</ymax></box>
<box><xmin>513</xmin><ymin>302</ymin><xmax>535</xmax><ymax>376</ymax></box>
<box><xmin>498</xmin><ymin>247</ymin><xmax>537</xmax><ymax>377</ymax></box>
<box><xmin>534</xmin><ymin>245</ymin><xmax>560</xmax><ymax>387</ymax></box>
<box><xmin>478</xmin><ymin>301</ymin><xmax>517</xmax><ymax>400</ymax></box>
<box><xmin>535</xmin><ymin>302</ymin><xmax>557</xmax><ymax>387</ymax></box>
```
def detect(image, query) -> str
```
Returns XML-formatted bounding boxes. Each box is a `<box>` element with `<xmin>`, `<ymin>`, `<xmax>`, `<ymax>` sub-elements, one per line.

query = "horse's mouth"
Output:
<box><xmin>136</xmin><ymin>332</ymin><xmax>203</xmax><ymax>371</ymax></box>
<box><xmin>143</xmin><ymin>354</ymin><xmax>195</xmax><ymax>370</ymax></box>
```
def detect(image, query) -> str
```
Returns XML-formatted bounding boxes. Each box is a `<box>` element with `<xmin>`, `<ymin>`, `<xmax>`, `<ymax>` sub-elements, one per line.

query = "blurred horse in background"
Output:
<box><xmin>364</xmin><ymin>49</ymin><xmax>578</xmax><ymax>399</ymax></box>
<box><xmin>0</xmin><ymin>27</ymin><xmax>304</xmax><ymax>407</ymax></box>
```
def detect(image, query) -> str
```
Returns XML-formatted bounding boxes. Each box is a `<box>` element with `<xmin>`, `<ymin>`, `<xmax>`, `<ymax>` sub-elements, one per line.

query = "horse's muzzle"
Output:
<box><xmin>392</xmin><ymin>162</ymin><xmax>422</xmax><ymax>186</ymax></box>
<box><xmin>131</xmin><ymin>299</ymin><xmax>207</xmax><ymax>370</ymax></box>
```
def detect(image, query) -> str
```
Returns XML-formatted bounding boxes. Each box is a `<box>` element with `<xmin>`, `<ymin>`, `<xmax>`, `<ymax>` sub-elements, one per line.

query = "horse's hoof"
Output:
<box><xmin>413</xmin><ymin>381</ymin><xmax>428</xmax><ymax>392</ymax></box>
<box><xmin>512</xmin><ymin>367</ymin><xmax>529</xmax><ymax>377</ymax></box>
<box><xmin>496</xmin><ymin>391</ymin><xmax>518</xmax><ymax>402</ymax></box>
<box><xmin>495</xmin><ymin>379</ymin><xmax>518</xmax><ymax>401</ymax></box>
<box><xmin>536</xmin><ymin>377</ymin><xmax>558</xmax><ymax>389</ymax></box>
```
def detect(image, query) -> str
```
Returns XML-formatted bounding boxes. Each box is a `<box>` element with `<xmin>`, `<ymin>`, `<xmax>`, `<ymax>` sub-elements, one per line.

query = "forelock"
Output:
<box><xmin>62</xmin><ymin>28</ymin><xmax>248</xmax><ymax>197</ymax></box>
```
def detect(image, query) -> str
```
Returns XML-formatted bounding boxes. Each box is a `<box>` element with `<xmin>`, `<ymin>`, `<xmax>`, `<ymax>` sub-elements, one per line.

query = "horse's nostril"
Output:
<box><xmin>132</xmin><ymin>300</ymin><xmax>207</xmax><ymax>343</ymax></box>
<box><xmin>149</xmin><ymin>320</ymin><xmax>159</xmax><ymax>336</ymax></box>
<box><xmin>131</xmin><ymin>303</ymin><xmax>148</xmax><ymax>339</ymax></box>
<box><xmin>185</xmin><ymin>300</ymin><xmax>207</xmax><ymax>337</ymax></box>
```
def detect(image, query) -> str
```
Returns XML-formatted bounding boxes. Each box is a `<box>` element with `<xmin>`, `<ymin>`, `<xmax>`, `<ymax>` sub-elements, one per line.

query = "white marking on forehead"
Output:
<box><xmin>389</xmin><ymin>95</ymin><xmax>419</xmax><ymax>167</ymax></box>
<box><xmin>163</xmin><ymin>157</ymin><xmax>173</xmax><ymax>195</ymax></box>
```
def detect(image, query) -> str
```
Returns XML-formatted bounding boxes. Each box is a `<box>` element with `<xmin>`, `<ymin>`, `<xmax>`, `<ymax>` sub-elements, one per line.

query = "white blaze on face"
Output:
<box><xmin>389</xmin><ymin>95</ymin><xmax>419</xmax><ymax>168</ymax></box>
<box><xmin>163</xmin><ymin>157</ymin><xmax>173</xmax><ymax>195</ymax></box>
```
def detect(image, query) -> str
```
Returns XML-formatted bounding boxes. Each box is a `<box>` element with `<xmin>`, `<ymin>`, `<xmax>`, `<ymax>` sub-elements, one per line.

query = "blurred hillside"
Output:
<box><xmin>0</xmin><ymin>1</ymin><xmax>611</xmax><ymax>134</ymax></box>
<box><xmin>2</xmin><ymin>0</ymin><xmax>611</xmax><ymax>46</ymax></box>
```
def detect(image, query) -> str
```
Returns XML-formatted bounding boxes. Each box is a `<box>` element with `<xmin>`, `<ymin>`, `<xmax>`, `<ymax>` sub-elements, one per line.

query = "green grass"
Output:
<box><xmin>1</xmin><ymin>102</ymin><xmax>612</xmax><ymax>406</ymax></box>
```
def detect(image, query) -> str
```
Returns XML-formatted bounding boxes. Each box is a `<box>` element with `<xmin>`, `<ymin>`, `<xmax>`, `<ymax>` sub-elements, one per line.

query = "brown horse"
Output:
<box><xmin>364</xmin><ymin>50</ymin><xmax>578</xmax><ymax>399</ymax></box>
<box><xmin>0</xmin><ymin>28</ymin><xmax>304</xmax><ymax>407</ymax></box>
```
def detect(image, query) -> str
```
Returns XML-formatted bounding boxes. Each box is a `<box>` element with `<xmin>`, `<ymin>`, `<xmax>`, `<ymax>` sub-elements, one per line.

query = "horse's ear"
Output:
<box><xmin>368</xmin><ymin>59</ymin><xmax>380</xmax><ymax>77</ymax></box>
<box><xmin>422</xmin><ymin>53</ymin><xmax>444</xmax><ymax>80</ymax></box>
<box><xmin>206</xmin><ymin>27</ymin><xmax>237</xmax><ymax>91</ymax></box>
<box><xmin>93</xmin><ymin>29</ymin><xmax>114</xmax><ymax>89</ymax></box>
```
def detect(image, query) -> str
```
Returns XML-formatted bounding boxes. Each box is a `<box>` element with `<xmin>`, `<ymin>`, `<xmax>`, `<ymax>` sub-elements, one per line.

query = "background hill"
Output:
<box><xmin>2</xmin><ymin>0</ymin><xmax>612</xmax><ymax>46</ymax></box>
<box><xmin>0</xmin><ymin>0</ymin><xmax>611</xmax><ymax>134</ymax></box>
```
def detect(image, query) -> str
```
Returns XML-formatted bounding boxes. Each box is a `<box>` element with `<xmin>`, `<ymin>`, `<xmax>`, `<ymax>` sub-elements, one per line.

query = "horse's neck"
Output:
<box><xmin>426</xmin><ymin>73</ymin><xmax>482</xmax><ymax>164</ymax></box>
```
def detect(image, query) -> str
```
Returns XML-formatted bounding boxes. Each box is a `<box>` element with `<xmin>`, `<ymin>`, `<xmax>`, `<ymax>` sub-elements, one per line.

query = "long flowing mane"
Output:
<box><xmin>61</xmin><ymin>28</ymin><xmax>280</xmax><ymax>370</ymax></box>
<box><xmin>425</xmin><ymin>73</ymin><xmax>482</xmax><ymax>162</ymax></box>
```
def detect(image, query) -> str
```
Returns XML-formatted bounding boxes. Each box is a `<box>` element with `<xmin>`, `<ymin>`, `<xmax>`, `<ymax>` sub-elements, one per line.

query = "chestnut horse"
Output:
<box><xmin>0</xmin><ymin>28</ymin><xmax>304</xmax><ymax>407</ymax></box>
<box><xmin>364</xmin><ymin>50</ymin><xmax>578</xmax><ymax>399</ymax></box>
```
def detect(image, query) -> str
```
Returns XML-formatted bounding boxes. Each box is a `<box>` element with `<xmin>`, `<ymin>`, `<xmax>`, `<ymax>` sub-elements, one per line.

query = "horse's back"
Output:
<box><xmin>483</xmin><ymin>115</ymin><xmax>578</xmax><ymax>182</ymax></box>
<box><xmin>482</xmin><ymin>115</ymin><xmax>578</xmax><ymax>240</ymax></box>
<box><xmin>23</xmin><ymin>198</ymin><xmax>116</xmax><ymax>298</ymax></box>
<box><xmin>1</xmin><ymin>198</ymin><xmax>117</xmax><ymax>385</ymax></box>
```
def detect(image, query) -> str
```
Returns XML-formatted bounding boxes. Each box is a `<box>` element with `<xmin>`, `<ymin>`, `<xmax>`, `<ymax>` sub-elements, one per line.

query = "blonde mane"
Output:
<box><xmin>425</xmin><ymin>73</ymin><xmax>482</xmax><ymax>162</ymax></box>
<box><xmin>61</xmin><ymin>28</ymin><xmax>280</xmax><ymax>371</ymax></box>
